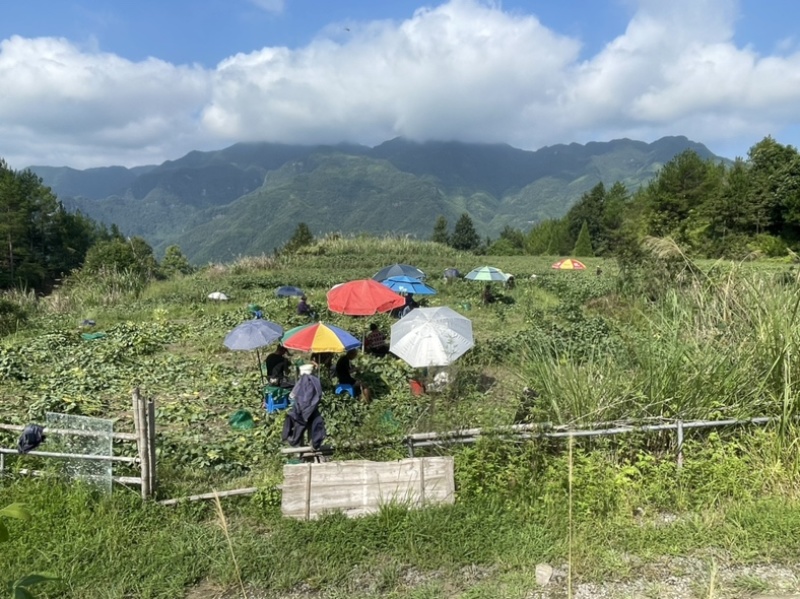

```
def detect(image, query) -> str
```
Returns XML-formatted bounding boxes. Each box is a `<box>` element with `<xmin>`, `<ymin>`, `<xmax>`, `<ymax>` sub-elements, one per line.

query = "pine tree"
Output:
<box><xmin>282</xmin><ymin>222</ymin><xmax>315</xmax><ymax>253</ymax></box>
<box><xmin>431</xmin><ymin>216</ymin><xmax>450</xmax><ymax>245</ymax></box>
<box><xmin>572</xmin><ymin>221</ymin><xmax>594</xmax><ymax>257</ymax></box>
<box><xmin>450</xmin><ymin>213</ymin><xmax>480</xmax><ymax>251</ymax></box>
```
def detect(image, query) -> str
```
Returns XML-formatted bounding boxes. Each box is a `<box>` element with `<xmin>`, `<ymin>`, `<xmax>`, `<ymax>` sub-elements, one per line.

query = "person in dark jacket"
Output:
<box><xmin>281</xmin><ymin>368</ymin><xmax>326</xmax><ymax>450</ymax></box>
<box><xmin>264</xmin><ymin>345</ymin><xmax>293</xmax><ymax>387</ymax></box>
<box><xmin>335</xmin><ymin>349</ymin><xmax>372</xmax><ymax>402</ymax></box>
<box><xmin>297</xmin><ymin>296</ymin><xmax>317</xmax><ymax>319</ymax></box>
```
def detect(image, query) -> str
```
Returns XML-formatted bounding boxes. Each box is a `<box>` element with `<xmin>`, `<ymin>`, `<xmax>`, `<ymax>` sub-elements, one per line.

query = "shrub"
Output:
<box><xmin>0</xmin><ymin>298</ymin><xmax>27</xmax><ymax>337</ymax></box>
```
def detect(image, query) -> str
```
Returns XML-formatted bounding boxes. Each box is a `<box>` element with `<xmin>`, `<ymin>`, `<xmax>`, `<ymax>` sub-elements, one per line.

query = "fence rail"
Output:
<box><xmin>0</xmin><ymin>388</ymin><xmax>157</xmax><ymax>499</ymax></box>
<box><xmin>281</xmin><ymin>415</ymin><xmax>779</xmax><ymax>465</ymax></box>
<box><xmin>0</xmin><ymin>423</ymin><xmax>138</xmax><ymax>441</ymax></box>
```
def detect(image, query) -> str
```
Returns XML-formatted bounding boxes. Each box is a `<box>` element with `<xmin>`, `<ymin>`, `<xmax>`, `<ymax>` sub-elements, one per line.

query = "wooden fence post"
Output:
<box><xmin>407</xmin><ymin>436</ymin><xmax>415</xmax><ymax>458</ymax></box>
<box><xmin>133</xmin><ymin>388</ymin><xmax>151</xmax><ymax>500</ymax></box>
<box><xmin>147</xmin><ymin>398</ymin><xmax>157</xmax><ymax>496</ymax></box>
<box><xmin>676</xmin><ymin>419</ymin><xmax>684</xmax><ymax>470</ymax></box>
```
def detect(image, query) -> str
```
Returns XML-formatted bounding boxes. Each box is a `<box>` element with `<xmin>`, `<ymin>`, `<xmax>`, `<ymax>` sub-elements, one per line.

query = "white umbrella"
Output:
<box><xmin>390</xmin><ymin>307</ymin><xmax>474</xmax><ymax>368</ymax></box>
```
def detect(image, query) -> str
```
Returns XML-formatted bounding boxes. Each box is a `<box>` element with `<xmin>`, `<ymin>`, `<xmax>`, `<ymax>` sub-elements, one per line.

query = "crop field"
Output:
<box><xmin>2</xmin><ymin>236</ymin><xmax>800</xmax><ymax>598</ymax></box>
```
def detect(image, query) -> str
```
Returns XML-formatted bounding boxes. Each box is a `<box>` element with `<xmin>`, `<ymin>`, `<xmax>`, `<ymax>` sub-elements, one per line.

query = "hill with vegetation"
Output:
<box><xmin>2</xmin><ymin>233</ymin><xmax>800</xmax><ymax>597</ymax></box>
<box><xmin>31</xmin><ymin>136</ymin><xmax>725</xmax><ymax>263</ymax></box>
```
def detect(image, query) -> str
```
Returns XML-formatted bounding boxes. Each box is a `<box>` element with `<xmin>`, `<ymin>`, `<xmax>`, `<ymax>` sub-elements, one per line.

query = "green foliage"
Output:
<box><xmin>565</xmin><ymin>182</ymin><xmax>605</xmax><ymax>249</ymax></box>
<box><xmin>521</xmin><ymin>138</ymin><xmax>800</xmax><ymax>260</ymax></box>
<box><xmin>0</xmin><ymin>161</ymin><xmax>109</xmax><ymax>292</ymax></box>
<box><xmin>0</xmin><ymin>299</ymin><xmax>27</xmax><ymax>338</ymax></box>
<box><xmin>281</xmin><ymin>222</ymin><xmax>315</xmax><ymax>254</ymax></box>
<box><xmin>572</xmin><ymin>220</ymin><xmax>594</xmax><ymax>257</ymax></box>
<box><xmin>487</xmin><ymin>225</ymin><xmax>526</xmax><ymax>255</ymax></box>
<box><xmin>430</xmin><ymin>215</ymin><xmax>450</xmax><ymax>245</ymax></box>
<box><xmin>1</xmin><ymin>503</ymin><xmax>57</xmax><ymax>598</ymax></box>
<box><xmin>82</xmin><ymin>237</ymin><xmax>158</xmax><ymax>280</ymax></box>
<box><xmin>526</xmin><ymin>219</ymin><xmax>571</xmax><ymax>255</ymax></box>
<box><xmin>160</xmin><ymin>245</ymin><xmax>194</xmax><ymax>277</ymax></box>
<box><xmin>450</xmin><ymin>213</ymin><xmax>481</xmax><ymax>251</ymax></box>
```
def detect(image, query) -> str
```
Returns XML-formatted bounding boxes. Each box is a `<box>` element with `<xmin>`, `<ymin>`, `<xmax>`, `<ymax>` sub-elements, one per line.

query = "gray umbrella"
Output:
<box><xmin>373</xmin><ymin>263</ymin><xmax>426</xmax><ymax>282</ymax></box>
<box><xmin>224</xmin><ymin>320</ymin><xmax>284</xmax><ymax>384</ymax></box>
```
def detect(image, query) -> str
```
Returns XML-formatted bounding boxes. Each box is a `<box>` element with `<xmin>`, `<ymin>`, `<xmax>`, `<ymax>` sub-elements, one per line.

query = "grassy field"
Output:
<box><xmin>2</xmin><ymin>235</ymin><xmax>800</xmax><ymax>598</ymax></box>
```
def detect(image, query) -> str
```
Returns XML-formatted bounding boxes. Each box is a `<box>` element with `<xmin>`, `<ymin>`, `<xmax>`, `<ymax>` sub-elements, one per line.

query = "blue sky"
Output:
<box><xmin>1</xmin><ymin>0</ymin><xmax>799</xmax><ymax>168</ymax></box>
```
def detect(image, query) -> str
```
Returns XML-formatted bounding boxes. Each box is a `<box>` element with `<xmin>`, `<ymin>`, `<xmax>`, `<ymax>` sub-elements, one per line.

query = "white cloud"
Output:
<box><xmin>0</xmin><ymin>35</ymin><xmax>211</xmax><ymax>167</ymax></box>
<box><xmin>1</xmin><ymin>0</ymin><xmax>800</xmax><ymax>168</ymax></box>
<box><xmin>203</xmin><ymin>0</ymin><xmax>579</xmax><ymax>147</ymax></box>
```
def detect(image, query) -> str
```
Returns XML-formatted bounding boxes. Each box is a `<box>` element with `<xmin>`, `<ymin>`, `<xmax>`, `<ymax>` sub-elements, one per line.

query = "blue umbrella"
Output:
<box><xmin>224</xmin><ymin>319</ymin><xmax>284</xmax><ymax>384</ymax></box>
<box><xmin>382</xmin><ymin>276</ymin><xmax>437</xmax><ymax>295</ymax></box>
<box><xmin>373</xmin><ymin>264</ymin><xmax>426</xmax><ymax>282</ymax></box>
<box><xmin>276</xmin><ymin>285</ymin><xmax>305</xmax><ymax>298</ymax></box>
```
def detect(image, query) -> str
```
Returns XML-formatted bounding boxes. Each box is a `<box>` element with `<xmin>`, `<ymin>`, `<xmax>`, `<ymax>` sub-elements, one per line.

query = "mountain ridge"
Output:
<box><xmin>29</xmin><ymin>136</ymin><xmax>728</xmax><ymax>263</ymax></box>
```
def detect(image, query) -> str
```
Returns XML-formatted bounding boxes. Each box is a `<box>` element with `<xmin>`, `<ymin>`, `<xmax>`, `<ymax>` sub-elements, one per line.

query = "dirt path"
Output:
<box><xmin>185</xmin><ymin>559</ymin><xmax>800</xmax><ymax>598</ymax></box>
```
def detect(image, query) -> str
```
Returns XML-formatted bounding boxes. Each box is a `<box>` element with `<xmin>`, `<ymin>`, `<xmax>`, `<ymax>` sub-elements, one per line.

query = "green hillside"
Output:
<box><xmin>177</xmin><ymin>154</ymin><xmax>453</xmax><ymax>263</ymax></box>
<box><xmin>31</xmin><ymin>136</ymin><xmax>729</xmax><ymax>263</ymax></box>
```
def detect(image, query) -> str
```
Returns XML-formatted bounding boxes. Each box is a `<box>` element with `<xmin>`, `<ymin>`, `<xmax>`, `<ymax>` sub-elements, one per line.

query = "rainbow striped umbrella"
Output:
<box><xmin>551</xmin><ymin>258</ymin><xmax>586</xmax><ymax>270</ymax></box>
<box><xmin>281</xmin><ymin>322</ymin><xmax>361</xmax><ymax>353</ymax></box>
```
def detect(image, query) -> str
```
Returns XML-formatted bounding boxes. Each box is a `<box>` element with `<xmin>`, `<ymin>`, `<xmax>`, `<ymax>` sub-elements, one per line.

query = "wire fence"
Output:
<box><xmin>0</xmin><ymin>389</ymin><xmax>157</xmax><ymax>499</ymax></box>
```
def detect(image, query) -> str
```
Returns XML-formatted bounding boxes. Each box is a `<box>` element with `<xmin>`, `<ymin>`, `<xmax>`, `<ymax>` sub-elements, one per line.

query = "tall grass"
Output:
<box><xmin>520</xmin><ymin>263</ymin><xmax>800</xmax><ymax>425</ymax></box>
<box><xmin>5</xmin><ymin>431</ymin><xmax>800</xmax><ymax>598</ymax></box>
<box><xmin>54</xmin><ymin>266</ymin><xmax>150</xmax><ymax>311</ymax></box>
<box><xmin>294</xmin><ymin>232</ymin><xmax>462</xmax><ymax>259</ymax></box>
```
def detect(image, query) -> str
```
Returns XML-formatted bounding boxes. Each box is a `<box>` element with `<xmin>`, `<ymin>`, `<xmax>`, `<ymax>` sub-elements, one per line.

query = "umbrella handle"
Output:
<box><xmin>256</xmin><ymin>348</ymin><xmax>266</xmax><ymax>386</ymax></box>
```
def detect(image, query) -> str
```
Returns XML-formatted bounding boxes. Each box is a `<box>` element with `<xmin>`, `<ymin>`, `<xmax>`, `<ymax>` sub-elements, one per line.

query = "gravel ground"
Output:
<box><xmin>186</xmin><ymin>558</ymin><xmax>800</xmax><ymax>598</ymax></box>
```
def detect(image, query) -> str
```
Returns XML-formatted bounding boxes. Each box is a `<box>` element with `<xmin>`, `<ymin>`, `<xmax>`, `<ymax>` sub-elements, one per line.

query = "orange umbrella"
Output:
<box><xmin>551</xmin><ymin>258</ymin><xmax>586</xmax><ymax>270</ymax></box>
<box><xmin>327</xmin><ymin>279</ymin><xmax>406</xmax><ymax>316</ymax></box>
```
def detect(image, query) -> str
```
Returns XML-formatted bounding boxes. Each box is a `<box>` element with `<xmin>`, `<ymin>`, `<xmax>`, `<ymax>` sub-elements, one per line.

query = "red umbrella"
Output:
<box><xmin>327</xmin><ymin>279</ymin><xmax>406</xmax><ymax>316</ymax></box>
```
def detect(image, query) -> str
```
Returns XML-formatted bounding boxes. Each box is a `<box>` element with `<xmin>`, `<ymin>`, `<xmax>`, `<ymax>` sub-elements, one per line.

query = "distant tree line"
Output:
<box><xmin>0</xmin><ymin>159</ymin><xmax>110</xmax><ymax>291</ymax></box>
<box><xmin>461</xmin><ymin>136</ymin><xmax>800</xmax><ymax>259</ymax></box>
<box><xmin>0</xmin><ymin>159</ymin><xmax>194</xmax><ymax>292</ymax></box>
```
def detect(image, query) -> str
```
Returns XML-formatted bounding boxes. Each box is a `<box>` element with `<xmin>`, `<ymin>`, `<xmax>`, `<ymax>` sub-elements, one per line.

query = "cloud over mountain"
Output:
<box><xmin>1</xmin><ymin>0</ymin><xmax>799</xmax><ymax>168</ymax></box>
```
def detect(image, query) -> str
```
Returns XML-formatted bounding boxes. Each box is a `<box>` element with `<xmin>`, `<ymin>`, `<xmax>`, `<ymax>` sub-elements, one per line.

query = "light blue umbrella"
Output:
<box><xmin>382</xmin><ymin>276</ymin><xmax>437</xmax><ymax>296</ymax></box>
<box><xmin>464</xmin><ymin>266</ymin><xmax>508</xmax><ymax>282</ymax></box>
